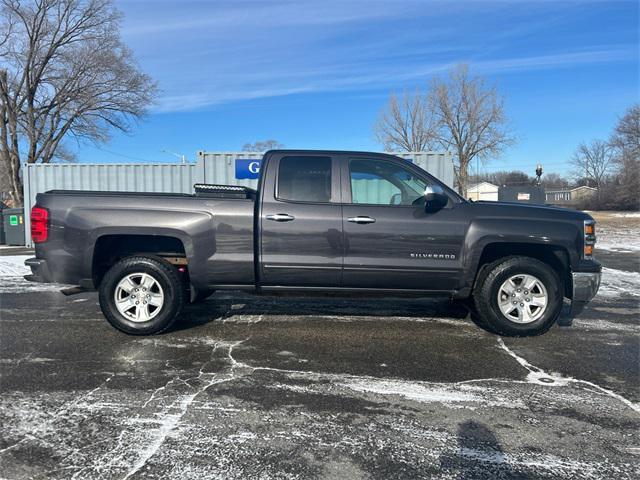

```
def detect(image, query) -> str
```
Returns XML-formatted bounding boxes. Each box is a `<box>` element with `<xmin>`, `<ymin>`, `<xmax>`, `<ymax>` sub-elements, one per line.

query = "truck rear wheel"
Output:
<box><xmin>98</xmin><ymin>256</ymin><xmax>184</xmax><ymax>335</ymax></box>
<box><xmin>473</xmin><ymin>256</ymin><xmax>563</xmax><ymax>336</ymax></box>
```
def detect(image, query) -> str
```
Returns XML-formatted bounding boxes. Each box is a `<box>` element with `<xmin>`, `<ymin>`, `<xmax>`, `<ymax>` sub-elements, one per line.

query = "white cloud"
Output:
<box><xmin>472</xmin><ymin>47</ymin><xmax>638</xmax><ymax>74</ymax></box>
<box><xmin>152</xmin><ymin>46</ymin><xmax>636</xmax><ymax>112</ymax></box>
<box><xmin>114</xmin><ymin>0</ymin><xmax>637</xmax><ymax>113</ymax></box>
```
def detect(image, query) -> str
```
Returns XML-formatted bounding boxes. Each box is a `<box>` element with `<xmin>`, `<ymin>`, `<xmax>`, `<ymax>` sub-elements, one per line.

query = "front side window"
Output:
<box><xmin>277</xmin><ymin>156</ymin><xmax>332</xmax><ymax>203</ymax></box>
<box><xmin>349</xmin><ymin>158</ymin><xmax>429</xmax><ymax>205</ymax></box>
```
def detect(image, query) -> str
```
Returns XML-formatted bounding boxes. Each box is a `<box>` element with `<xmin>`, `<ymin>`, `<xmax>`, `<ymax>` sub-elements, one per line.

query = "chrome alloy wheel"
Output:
<box><xmin>114</xmin><ymin>273</ymin><xmax>164</xmax><ymax>322</ymax></box>
<box><xmin>497</xmin><ymin>274</ymin><xmax>548</xmax><ymax>324</ymax></box>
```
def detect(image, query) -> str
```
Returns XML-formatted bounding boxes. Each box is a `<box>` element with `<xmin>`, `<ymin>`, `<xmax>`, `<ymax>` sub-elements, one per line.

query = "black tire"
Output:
<box><xmin>98</xmin><ymin>256</ymin><xmax>184</xmax><ymax>335</ymax></box>
<box><xmin>473</xmin><ymin>256</ymin><xmax>563</xmax><ymax>336</ymax></box>
<box><xmin>191</xmin><ymin>288</ymin><xmax>216</xmax><ymax>303</ymax></box>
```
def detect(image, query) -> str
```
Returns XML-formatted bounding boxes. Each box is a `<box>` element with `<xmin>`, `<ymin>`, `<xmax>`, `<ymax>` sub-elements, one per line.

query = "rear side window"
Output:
<box><xmin>277</xmin><ymin>156</ymin><xmax>332</xmax><ymax>203</ymax></box>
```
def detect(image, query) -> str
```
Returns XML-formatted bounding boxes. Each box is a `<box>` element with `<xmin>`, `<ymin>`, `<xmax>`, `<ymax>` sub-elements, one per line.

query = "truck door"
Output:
<box><xmin>340</xmin><ymin>155</ymin><xmax>466</xmax><ymax>291</ymax></box>
<box><xmin>259</xmin><ymin>153</ymin><xmax>343</xmax><ymax>287</ymax></box>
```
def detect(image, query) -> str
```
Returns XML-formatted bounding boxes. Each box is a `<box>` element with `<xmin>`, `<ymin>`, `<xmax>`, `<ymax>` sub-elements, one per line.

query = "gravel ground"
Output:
<box><xmin>0</xmin><ymin>213</ymin><xmax>638</xmax><ymax>479</ymax></box>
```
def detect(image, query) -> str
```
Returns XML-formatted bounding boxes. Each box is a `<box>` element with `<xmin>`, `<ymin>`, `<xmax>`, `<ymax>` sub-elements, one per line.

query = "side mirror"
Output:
<box><xmin>424</xmin><ymin>185</ymin><xmax>448</xmax><ymax>211</ymax></box>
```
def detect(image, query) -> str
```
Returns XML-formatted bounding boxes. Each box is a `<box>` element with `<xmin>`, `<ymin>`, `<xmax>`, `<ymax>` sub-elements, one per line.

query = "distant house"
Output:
<box><xmin>468</xmin><ymin>182</ymin><xmax>499</xmax><ymax>201</ymax></box>
<box><xmin>545</xmin><ymin>186</ymin><xmax>597</xmax><ymax>206</ymax></box>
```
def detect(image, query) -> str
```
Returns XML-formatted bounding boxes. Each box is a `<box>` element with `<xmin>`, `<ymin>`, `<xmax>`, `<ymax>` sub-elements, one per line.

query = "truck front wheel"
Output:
<box><xmin>473</xmin><ymin>256</ymin><xmax>563</xmax><ymax>336</ymax></box>
<box><xmin>98</xmin><ymin>256</ymin><xmax>184</xmax><ymax>335</ymax></box>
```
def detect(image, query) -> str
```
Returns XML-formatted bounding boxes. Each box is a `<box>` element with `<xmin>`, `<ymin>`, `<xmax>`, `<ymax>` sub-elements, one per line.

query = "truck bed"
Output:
<box><xmin>31</xmin><ymin>189</ymin><xmax>257</xmax><ymax>289</ymax></box>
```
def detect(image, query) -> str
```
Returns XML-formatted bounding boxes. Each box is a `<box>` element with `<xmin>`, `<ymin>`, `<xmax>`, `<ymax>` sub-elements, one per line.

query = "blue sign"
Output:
<box><xmin>235</xmin><ymin>159</ymin><xmax>261</xmax><ymax>179</ymax></box>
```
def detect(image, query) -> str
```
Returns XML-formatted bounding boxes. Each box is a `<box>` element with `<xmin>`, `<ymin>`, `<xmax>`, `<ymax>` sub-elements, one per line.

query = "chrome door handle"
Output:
<box><xmin>347</xmin><ymin>216</ymin><xmax>376</xmax><ymax>224</ymax></box>
<box><xmin>266</xmin><ymin>213</ymin><xmax>295</xmax><ymax>222</ymax></box>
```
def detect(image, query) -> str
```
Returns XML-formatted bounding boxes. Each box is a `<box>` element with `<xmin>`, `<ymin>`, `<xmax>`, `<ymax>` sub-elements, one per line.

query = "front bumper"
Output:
<box><xmin>572</xmin><ymin>271</ymin><xmax>601</xmax><ymax>303</ymax></box>
<box><xmin>560</xmin><ymin>270</ymin><xmax>602</xmax><ymax>323</ymax></box>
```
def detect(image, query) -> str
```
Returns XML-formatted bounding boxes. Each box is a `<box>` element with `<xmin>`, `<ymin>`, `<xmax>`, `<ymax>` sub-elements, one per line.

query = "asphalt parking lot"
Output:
<box><xmin>1</xmin><ymin>212</ymin><xmax>639</xmax><ymax>479</ymax></box>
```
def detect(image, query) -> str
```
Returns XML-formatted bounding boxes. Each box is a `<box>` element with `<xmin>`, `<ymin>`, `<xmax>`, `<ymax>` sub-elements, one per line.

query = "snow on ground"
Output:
<box><xmin>613</xmin><ymin>212</ymin><xmax>640</xmax><ymax>218</ymax></box>
<box><xmin>597</xmin><ymin>235</ymin><xmax>640</xmax><ymax>252</ymax></box>
<box><xmin>596</xmin><ymin>225</ymin><xmax>640</xmax><ymax>252</ymax></box>
<box><xmin>597</xmin><ymin>267</ymin><xmax>640</xmax><ymax>299</ymax></box>
<box><xmin>0</xmin><ymin>255</ymin><xmax>30</xmax><ymax>277</ymax></box>
<box><xmin>592</xmin><ymin>212</ymin><xmax>640</xmax><ymax>252</ymax></box>
<box><xmin>339</xmin><ymin>377</ymin><xmax>524</xmax><ymax>409</ymax></box>
<box><xmin>0</xmin><ymin>255</ymin><xmax>67</xmax><ymax>293</ymax></box>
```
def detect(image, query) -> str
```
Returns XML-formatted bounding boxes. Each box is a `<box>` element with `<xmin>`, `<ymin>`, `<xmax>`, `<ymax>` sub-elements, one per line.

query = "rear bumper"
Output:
<box><xmin>24</xmin><ymin>257</ymin><xmax>53</xmax><ymax>283</ymax></box>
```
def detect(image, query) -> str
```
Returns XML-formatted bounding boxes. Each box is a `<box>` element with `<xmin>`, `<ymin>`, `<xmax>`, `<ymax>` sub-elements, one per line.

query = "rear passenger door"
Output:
<box><xmin>259</xmin><ymin>153</ymin><xmax>343</xmax><ymax>287</ymax></box>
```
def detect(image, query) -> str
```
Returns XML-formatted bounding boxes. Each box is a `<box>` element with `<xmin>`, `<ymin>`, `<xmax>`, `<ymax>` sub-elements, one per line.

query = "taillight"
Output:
<box><xmin>31</xmin><ymin>206</ymin><xmax>49</xmax><ymax>243</ymax></box>
<box><xmin>584</xmin><ymin>220</ymin><xmax>596</xmax><ymax>258</ymax></box>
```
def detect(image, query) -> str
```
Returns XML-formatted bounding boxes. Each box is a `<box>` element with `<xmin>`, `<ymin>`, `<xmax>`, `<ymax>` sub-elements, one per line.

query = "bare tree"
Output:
<box><xmin>373</xmin><ymin>90</ymin><xmax>436</xmax><ymax>152</ymax></box>
<box><xmin>428</xmin><ymin>65</ymin><xmax>515</xmax><ymax>197</ymax></box>
<box><xmin>609</xmin><ymin>104</ymin><xmax>640</xmax><ymax>210</ymax></box>
<box><xmin>469</xmin><ymin>170</ymin><xmax>535</xmax><ymax>187</ymax></box>
<box><xmin>610</xmin><ymin>103</ymin><xmax>640</xmax><ymax>159</ymax></box>
<box><xmin>242</xmin><ymin>139</ymin><xmax>284</xmax><ymax>151</ymax></box>
<box><xmin>0</xmin><ymin>0</ymin><xmax>157</xmax><ymax>204</ymax></box>
<box><xmin>570</xmin><ymin>140</ymin><xmax>614</xmax><ymax>199</ymax></box>
<box><xmin>541</xmin><ymin>172</ymin><xmax>570</xmax><ymax>190</ymax></box>
<box><xmin>373</xmin><ymin>65</ymin><xmax>515</xmax><ymax>196</ymax></box>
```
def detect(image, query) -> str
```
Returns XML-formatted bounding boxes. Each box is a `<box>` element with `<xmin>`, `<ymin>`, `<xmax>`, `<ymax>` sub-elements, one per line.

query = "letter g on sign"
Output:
<box><xmin>235</xmin><ymin>159</ymin><xmax>262</xmax><ymax>179</ymax></box>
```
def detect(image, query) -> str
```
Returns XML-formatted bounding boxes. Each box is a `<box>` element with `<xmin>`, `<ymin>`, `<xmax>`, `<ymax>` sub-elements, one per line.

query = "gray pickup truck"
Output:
<box><xmin>25</xmin><ymin>150</ymin><xmax>601</xmax><ymax>336</ymax></box>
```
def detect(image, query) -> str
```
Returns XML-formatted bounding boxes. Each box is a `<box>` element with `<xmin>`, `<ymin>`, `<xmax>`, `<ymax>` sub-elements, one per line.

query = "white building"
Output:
<box><xmin>467</xmin><ymin>182</ymin><xmax>499</xmax><ymax>201</ymax></box>
<box><xmin>545</xmin><ymin>186</ymin><xmax>597</xmax><ymax>205</ymax></box>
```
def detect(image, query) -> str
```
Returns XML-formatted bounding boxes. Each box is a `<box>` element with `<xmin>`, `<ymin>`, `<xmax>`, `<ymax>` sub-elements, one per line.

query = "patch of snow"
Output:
<box><xmin>596</xmin><ymin>226</ymin><xmax>640</xmax><ymax>252</ymax></box>
<box><xmin>597</xmin><ymin>267</ymin><xmax>640</xmax><ymax>299</ymax></box>
<box><xmin>0</xmin><ymin>357</ymin><xmax>55</xmax><ymax>364</ymax></box>
<box><xmin>573</xmin><ymin>318</ymin><xmax>639</xmax><ymax>333</ymax></box>
<box><xmin>0</xmin><ymin>254</ymin><xmax>72</xmax><ymax>293</ymax></box>
<box><xmin>268</xmin><ymin>383</ymin><xmax>315</xmax><ymax>394</ymax></box>
<box><xmin>497</xmin><ymin>338</ymin><xmax>570</xmax><ymax>386</ymax></box>
<box><xmin>597</xmin><ymin>242</ymin><xmax>640</xmax><ymax>253</ymax></box>
<box><xmin>119</xmin><ymin>342</ymin><xmax>247</xmax><ymax>480</ymax></box>
<box><xmin>0</xmin><ymin>277</ymin><xmax>70</xmax><ymax>293</ymax></box>
<box><xmin>226</xmin><ymin>432</ymin><xmax>257</xmax><ymax>443</ymax></box>
<box><xmin>276</xmin><ymin>350</ymin><xmax>296</xmax><ymax>357</ymax></box>
<box><xmin>220</xmin><ymin>314</ymin><xmax>263</xmax><ymax>324</ymax></box>
<box><xmin>0</xmin><ymin>277</ymin><xmax>68</xmax><ymax>293</ymax></box>
<box><xmin>320</xmin><ymin>314</ymin><xmax>467</xmax><ymax>327</ymax></box>
<box><xmin>456</xmin><ymin>447</ymin><xmax>605</xmax><ymax>477</ymax></box>
<box><xmin>0</xmin><ymin>255</ymin><xmax>31</xmax><ymax>277</ymax></box>
<box><xmin>612</xmin><ymin>212</ymin><xmax>640</xmax><ymax>218</ymax></box>
<box><xmin>497</xmin><ymin>339</ymin><xmax>639</xmax><ymax>413</ymax></box>
<box><xmin>340</xmin><ymin>377</ymin><xmax>520</xmax><ymax>409</ymax></box>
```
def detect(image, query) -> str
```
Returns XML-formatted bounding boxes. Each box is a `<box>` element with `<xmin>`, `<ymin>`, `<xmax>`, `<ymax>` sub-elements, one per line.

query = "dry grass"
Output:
<box><xmin>587</xmin><ymin>211</ymin><xmax>640</xmax><ymax>229</ymax></box>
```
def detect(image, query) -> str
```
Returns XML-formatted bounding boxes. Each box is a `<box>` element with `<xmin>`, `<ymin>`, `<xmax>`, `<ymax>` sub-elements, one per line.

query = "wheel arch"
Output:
<box><xmin>472</xmin><ymin>242</ymin><xmax>571</xmax><ymax>298</ymax></box>
<box><xmin>91</xmin><ymin>234</ymin><xmax>187</xmax><ymax>287</ymax></box>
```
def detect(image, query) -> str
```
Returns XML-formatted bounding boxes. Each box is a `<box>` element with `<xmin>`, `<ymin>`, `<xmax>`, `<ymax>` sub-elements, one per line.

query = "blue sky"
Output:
<box><xmin>80</xmin><ymin>0</ymin><xmax>638</xmax><ymax>176</ymax></box>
